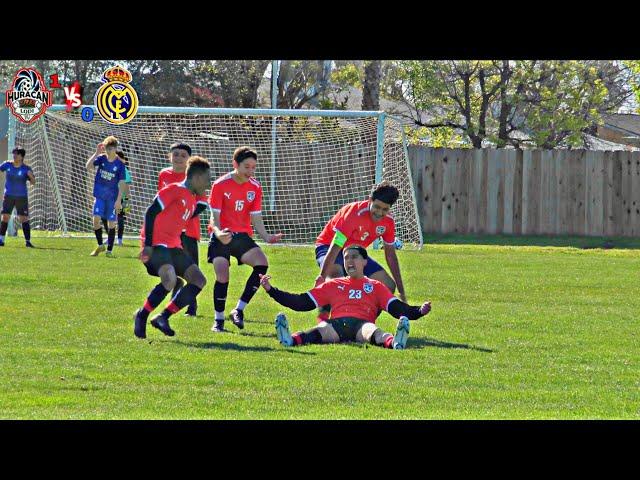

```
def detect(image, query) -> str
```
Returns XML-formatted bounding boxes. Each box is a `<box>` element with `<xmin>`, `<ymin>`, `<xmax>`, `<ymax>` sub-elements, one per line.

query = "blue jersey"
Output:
<box><xmin>93</xmin><ymin>155</ymin><xmax>125</xmax><ymax>201</ymax></box>
<box><xmin>1</xmin><ymin>161</ymin><xmax>33</xmax><ymax>197</ymax></box>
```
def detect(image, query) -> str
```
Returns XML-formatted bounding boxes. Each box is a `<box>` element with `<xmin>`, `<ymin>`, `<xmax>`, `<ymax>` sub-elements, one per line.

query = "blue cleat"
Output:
<box><xmin>150</xmin><ymin>313</ymin><xmax>175</xmax><ymax>337</ymax></box>
<box><xmin>275</xmin><ymin>313</ymin><xmax>294</xmax><ymax>347</ymax></box>
<box><xmin>393</xmin><ymin>316</ymin><xmax>410</xmax><ymax>350</ymax></box>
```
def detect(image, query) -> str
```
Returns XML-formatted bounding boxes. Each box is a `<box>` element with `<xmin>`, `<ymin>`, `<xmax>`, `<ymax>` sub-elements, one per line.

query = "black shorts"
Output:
<box><xmin>328</xmin><ymin>317</ymin><xmax>367</xmax><ymax>342</ymax></box>
<box><xmin>207</xmin><ymin>232</ymin><xmax>259</xmax><ymax>265</ymax></box>
<box><xmin>181</xmin><ymin>232</ymin><xmax>199</xmax><ymax>266</ymax></box>
<box><xmin>2</xmin><ymin>195</ymin><xmax>28</xmax><ymax>216</ymax></box>
<box><xmin>143</xmin><ymin>246</ymin><xmax>195</xmax><ymax>278</ymax></box>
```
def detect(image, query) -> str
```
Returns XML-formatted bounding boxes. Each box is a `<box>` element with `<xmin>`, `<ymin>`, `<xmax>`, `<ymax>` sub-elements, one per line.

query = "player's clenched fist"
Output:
<box><xmin>139</xmin><ymin>246</ymin><xmax>153</xmax><ymax>263</ymax></box>
<box><xmin>419</xmin><ymin>301</ymin><xmax>431</xmax><ymax>316</ymax></box>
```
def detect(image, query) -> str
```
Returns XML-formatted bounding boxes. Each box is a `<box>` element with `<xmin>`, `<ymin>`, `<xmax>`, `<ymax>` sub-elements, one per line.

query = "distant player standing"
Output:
<box><xmin>86</xmin><ymin>136</ymin><xmax>126</xmax><ymax>257</ymax></box>
<box><xmin>208</xmin><ymin>146</ymin><xmax>283</xmax><ymax>332</ymax></box>
<box><xmin>0</xmin><ymin>146</ymin><xmax>36</xmax><ymax>248</ymax></box>
<box><xmin>157</xmin><ymin>142</ymin><xmax>201</xmax><ymax>317</ymax></box>
<box><xmin>133</xmin><ymin>156</ymin><xmax>210</xmax><ymax>339</ymax></box>
<box><xmin>315</xmin><ymin>182</ymin><xmax>407</xmax><ymax>321</ymax></box>
<box><xmin>101</xmin><ymin>148</ymin><xmax>132</xmax><ymax>245</ymax></box>
<box><xmin>260</xmin><ymin>245</ymin><xmax>431</xmax><ymax>349</ymax></box>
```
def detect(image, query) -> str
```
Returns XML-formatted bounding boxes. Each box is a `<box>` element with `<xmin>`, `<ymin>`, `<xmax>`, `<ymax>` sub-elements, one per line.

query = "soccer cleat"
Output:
<box><xmin>90</xmin><ymin>244</ymin><xmax>106</xmax><ymax>256</ymax></box>
<box><xmin>25</xmin><ymin>241</ymin><xmax>35</xmax><ymax>248</ymax></box>
<box><xmin>211</xmin><ymin>320</ymin><xmax>226</xmax><ymax>332</ymax></box>
<box><xmin>150</xmin><ymin>313</ymin><xmax>175</xmax><ymax>337</ymax></box>
<box><xmin>230</xmin><ymin>308</ymin><xmax>245</xmax><ymax>330</ymax></box>
<box><xmin>0</xmin><ymin>239</ymin><xmax>5</xmax><ymax>247</ymax></box>
<box><xmin>117</xmin><ymin>238</ymin><xmax>123</xmax><ymax>246</ymax></box>
<box><xmin>275</xmin><ymin>313</ymin><xmax>294</xmax><ymax>347</ymax></box>
<box><xmin>105</xmin><ymin>250</ymin><xmax>114</xmax><ymax>257</ymax></box>
<box><xmin>393</xmin><ymin>316</ymin><xmax>410</xmax><ymax>350</ymax></box>
<box><xmin>133</xmin><ymin>309</ymin><xmax>147</xmax><ymax>339</ymax></box>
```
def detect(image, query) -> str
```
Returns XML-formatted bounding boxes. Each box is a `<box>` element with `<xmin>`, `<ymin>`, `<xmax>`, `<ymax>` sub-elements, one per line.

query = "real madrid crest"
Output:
<box><xmin>363</xmin><ymin>283</ymin><xmax>374</xmax><ymax>294</ymax></box>
<box><xmin>95</xmin><ymin>66</ymin><xmax>139</xmax><ymax>125</ymax></box>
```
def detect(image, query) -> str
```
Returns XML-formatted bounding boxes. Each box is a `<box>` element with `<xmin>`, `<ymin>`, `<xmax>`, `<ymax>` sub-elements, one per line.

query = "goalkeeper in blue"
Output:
<box><xmin>259</xmin><ymin>245</ymin><xmax>431</xmax><ymax>350</ymax></box>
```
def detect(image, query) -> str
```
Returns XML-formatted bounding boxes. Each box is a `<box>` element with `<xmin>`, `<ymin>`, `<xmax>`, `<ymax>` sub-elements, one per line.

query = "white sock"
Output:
<box><xmin>215</xmin><ymin>311</ymin><xmax>225</xmax><ymax>321</ymax></box>
<box><xmin>235</xmin><ymin>300</ymin><xmax>248</xmax><ymax>311</ymax></box>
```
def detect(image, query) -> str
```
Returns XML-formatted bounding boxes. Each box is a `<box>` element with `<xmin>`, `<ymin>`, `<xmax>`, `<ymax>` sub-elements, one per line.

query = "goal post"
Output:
<box><xmin>10</xmin><ymin>105</ymin><xmax>424</xmax><ymax>248</ymax></box>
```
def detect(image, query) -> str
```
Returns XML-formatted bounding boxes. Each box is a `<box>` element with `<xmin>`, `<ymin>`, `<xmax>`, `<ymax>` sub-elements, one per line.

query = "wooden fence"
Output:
<box><xmin>408</xmin><ymin>147</ymin><xmax>640</xmax><ymax>237</ymax></box>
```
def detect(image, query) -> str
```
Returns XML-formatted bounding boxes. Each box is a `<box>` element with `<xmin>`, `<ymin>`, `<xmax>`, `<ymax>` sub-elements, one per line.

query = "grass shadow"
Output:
<box><xmin>423</xmin><ymin>233</ymin><xmax>640</xmax><ymax>250</ymax></box>
<box><xmin>171</xmin><ymin>340</ymin><xmax>315</xmax><ymax>355</ymax></box>
<box><xmin>408</xmin><ymin>336</ymin><xmax>495</xmax><ymax>353</ymax></box>
<box><xmin>16</xmin><ymin>246</ymin><xmax>73</xmax><ymax>251</ymax></box>
<box><xmin>239</xmin><ymin>331</ymin><xmax>279</xmax><ymax>339</ymax></box>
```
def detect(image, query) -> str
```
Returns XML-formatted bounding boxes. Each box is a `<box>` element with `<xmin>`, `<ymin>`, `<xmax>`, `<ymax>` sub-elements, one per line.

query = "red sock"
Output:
<box><xmin>166</xmin><ymin>302</ymin><xmax>180</xmax><ymax>314</ymax></box>
<box><xmin>384</xmin><ymin>336</ymin><xmax>394</xmax><ymax>349</ymax></box>
<box><xmin>143</xmin><ymin>300</ymin><xmax>154</xmax><ymax>313</ymax></box>
<box><xmin>317</xmin><ymin>311</ymin><xmax>329</xmax><ymax>323</ymax></box>
<box><xmin>292</xmin><ymin>333</ymin><xmax>303</xmax><ymax>345</ymax></box>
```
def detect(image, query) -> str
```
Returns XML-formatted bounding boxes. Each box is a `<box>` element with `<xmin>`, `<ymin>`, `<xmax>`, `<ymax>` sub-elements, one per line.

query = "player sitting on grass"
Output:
<box><xmin>259</xmin><ymin>245</ymin><xmax>431</xmax><ymax>350</ymax></box>
<box><xmin>86</xmin><ymin>136</ymin><xmax>126</xmax><ymax>257</ymax></box>
<box><xmin>133</xmin><ymin>156</ymin><xmax>210</xmax><ymax>339</ymax></box>
<box><xmin>314</xmin><ymin>182</ymin><xmax>407</xmax><ymax>322</ymax></box>
<box><xmin>207</xmin><ymin>146</ymin><xmax>283</xmax><ymax>333</ymax></box>
<box><xmin>0</xmin><ymin>146</ymin><xmax>36</xmax><ymax>248</ymax></box>
<box><xmin>158</xmin><ymin>142</ymin><xmax>201</xmax><ymax>317</ymax></box>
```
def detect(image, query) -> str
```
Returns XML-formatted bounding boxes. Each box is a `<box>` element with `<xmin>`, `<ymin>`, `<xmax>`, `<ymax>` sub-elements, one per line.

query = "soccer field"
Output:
<box><xmin>1</xmin><ymin>235</ymin><xmax>639</xmax><ymax>419</ymax></box>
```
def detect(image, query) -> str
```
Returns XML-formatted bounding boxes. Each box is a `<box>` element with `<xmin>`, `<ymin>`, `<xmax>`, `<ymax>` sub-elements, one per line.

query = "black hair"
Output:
<box><xmin>370</xmin><ymin>181</ymin><xmax>399</xmax><ymax>206</ymax></box>
<box><xmin>12</xmin><ymin>146</ymin><xmax>26</xmax><ymax>158</ymax></box>
<box><xmin>170</xmin><ymin>142</ymin><xmax>192</xmax><ymax>156</ymax></box>
<box><xmin>186</xmin><ymin>156</ymin><xmax>211</xmax><ymax>179</ymax></box>
<box><xmin>116</xmin><ymin>150</ymin><xmax>128</xmax><ymax>166</ymax></box>
<box><xmin>233</xmin><ymin>146</ymin><xmax>258</xmax><ymax>164</ymax></box>
<box><xmin>343</xmin><ymin>245</ymin><xmax>368</xmax><ymax>260</ymax></box>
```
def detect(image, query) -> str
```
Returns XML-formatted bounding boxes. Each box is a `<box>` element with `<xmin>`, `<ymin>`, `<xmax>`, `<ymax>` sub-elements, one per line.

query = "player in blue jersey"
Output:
<box><xmin>86</xmin><ymin>136</ymin><xmax>126</xmax><ymax>257</ymax></box>
<box><xmin>0</xmin><ymin>147</ymin><xmax>36</xmax><ymax>247</ymax></box>
<box><xmin>101</xmin><ymin>149</ymin><xmax>132</xmax><ymax>246</ymax></box>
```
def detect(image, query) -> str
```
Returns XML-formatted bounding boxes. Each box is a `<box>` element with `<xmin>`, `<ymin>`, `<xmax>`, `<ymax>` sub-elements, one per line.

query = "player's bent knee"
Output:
<box><xmin>356</xmin><ymin>322</ymin><xmax>379</xmax><ymax>344</ymax></box>
<box><xmin>317</xmin><ymin>322</ymin><xmax>340</xmax><ymax>343</ymax></box>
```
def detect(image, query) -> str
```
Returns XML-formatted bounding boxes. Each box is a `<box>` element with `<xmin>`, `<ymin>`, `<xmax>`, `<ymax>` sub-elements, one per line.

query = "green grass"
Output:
<box><xmin>1</xmin><ymin>234</ymin><xmax>639</xmax><ymax>419</ymax></box>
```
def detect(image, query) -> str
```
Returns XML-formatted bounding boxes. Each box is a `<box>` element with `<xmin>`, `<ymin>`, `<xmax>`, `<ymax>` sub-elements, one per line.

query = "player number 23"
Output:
<box><xmin>348</xmin><ymin>289</ymin><xmax>362</xmax><ymax>299</ymax></box>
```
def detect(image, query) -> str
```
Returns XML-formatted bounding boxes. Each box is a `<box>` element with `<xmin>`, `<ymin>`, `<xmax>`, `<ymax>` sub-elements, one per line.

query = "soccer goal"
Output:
<box><xmin>8</xmin><ymin>106</ymin><xmax>423</xmax><ymax>248</ymax></box>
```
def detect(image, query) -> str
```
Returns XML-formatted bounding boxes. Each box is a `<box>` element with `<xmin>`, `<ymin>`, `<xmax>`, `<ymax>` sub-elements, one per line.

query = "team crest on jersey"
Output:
<box><xmin>363</xmin><ymin>283</ymin><xmax>374</xmax><ymax>294</ymax></box>
<box><xmin>376</xmin><ymin>226</ymin><xmax>386</xmax><ymax>235</ymax></box>
<box><xmin>5</xmin><ymin>68</ymin><xmax>53</xmax><ymax>124</ymax></box>
<box><xmin>247</xmin><ymin>191</ymin><xmax>255</xmax><ymax>202</ymax></box>
<box><xmin>95</xmin><ymin>66</ymin><xmax>139</xmax><ymax>125</ymax></box>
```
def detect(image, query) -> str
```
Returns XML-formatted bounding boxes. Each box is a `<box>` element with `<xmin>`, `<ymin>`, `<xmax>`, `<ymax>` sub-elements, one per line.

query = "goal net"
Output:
<box><xmin>10</xmin><ymin>106</ymin><xmax>423</xmax><ymax>248</ymax></box>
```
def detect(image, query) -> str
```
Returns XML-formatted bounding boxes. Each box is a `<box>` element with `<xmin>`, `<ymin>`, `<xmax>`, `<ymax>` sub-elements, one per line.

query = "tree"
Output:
<box><xmin>362</xmin><ymin>60</ymin><xmax>382</xmax><ymax>111</ymax></box>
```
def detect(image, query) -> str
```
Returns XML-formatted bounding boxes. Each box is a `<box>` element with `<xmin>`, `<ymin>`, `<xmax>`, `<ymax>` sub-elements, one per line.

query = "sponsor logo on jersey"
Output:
<box><xmin>224</xmin><ymin>192</ymin><xmax>231</xmax><ymax>199</ymax></box>
<box><xmin>363</xmin><ymin>283</ymin><xmax>374</xmax><ymax>294</ymax></box>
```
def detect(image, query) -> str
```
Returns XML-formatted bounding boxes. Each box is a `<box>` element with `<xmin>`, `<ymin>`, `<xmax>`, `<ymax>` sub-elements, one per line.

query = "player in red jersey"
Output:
<box><xmin>157</xmin><ymin>142</ymin><xmax>201</xmax><ymax>317</ymax></box>
<box><xmin>314</xmin><ymin>182</ymin><xmax>407</xmax><ymax>322</ymax></box>
<box><xmin>207</xmin><ymin>146</ymin><xmax>283</xmax><ymax>332</ymax></box>
<box><xmin>133</xmin><ymin>156</ymin><xmax>211</xmax><ymax>339</ymax></box>
<box><xmin>259</xmin><ymin>245</ymin><xmax>431</xmax><ymax>350</ymax></box>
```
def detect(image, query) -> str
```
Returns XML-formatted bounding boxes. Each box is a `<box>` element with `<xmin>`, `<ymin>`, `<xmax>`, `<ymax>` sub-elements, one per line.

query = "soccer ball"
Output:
<box><xmin>394</xmin><ymin>238</ymin><xmax>403</xmax><ymax>250</ymax></box>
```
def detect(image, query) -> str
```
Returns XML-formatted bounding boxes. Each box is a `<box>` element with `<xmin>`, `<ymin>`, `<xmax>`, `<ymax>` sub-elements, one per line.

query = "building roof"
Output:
<box><xmin>601</xmin><ymin>113</ymin><xmax>640</xmax><ymax>138</ymax></box>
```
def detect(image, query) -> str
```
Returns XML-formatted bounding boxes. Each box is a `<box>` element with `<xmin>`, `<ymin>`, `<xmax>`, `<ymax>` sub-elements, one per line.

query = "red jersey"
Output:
<box><xmin>316</xmin><ymin>200</ymin><xmax>396</xmax><ymax>248</ymax></box>
<box><xmin>307</xmin><ymin>276</ymin><xmax>397</xmax><ymax>324</ymax></box>
<box><xmin>141</xmin><ymin>182</ymin><xmax>208</xmax><ymax>249</ymax></box>
<box><xmin>158</xmin><ymin>167</ymin><xmax>202</xmax><ymax>240</ymax></box>
<box><xmin>208</xmin><ymin>173</ymin><xmax>262</xmax><ymax>236</ymax></box>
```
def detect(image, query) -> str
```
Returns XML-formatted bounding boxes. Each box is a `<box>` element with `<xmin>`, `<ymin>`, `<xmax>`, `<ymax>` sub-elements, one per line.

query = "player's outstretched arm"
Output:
<box><xmin>387</xmin><ymin>298</ymin><xmax>431</xmax><ymax>320</ymax></box>
<box><xmin>383</xmin><ymin>243</ymin><xmax>406</xmax><ymax>302</ymax></box>
<box><xmin>259</xmin><ymin>274</ymin><xmax>316</xmax><ymax>311</ymax></box>
<box><xmin>86</xmin><ymin>143</ymin><xmax>104</xmax><ymax>172</ymax></box>
<box><xmin>318</xmin><ymin>241</ymin><xmax>343</xmax><ymax>282</ymax></box>
<box><xmin>251</xmin><ymin>213</ymin><xmax>283</xmax><ymax>244</ymax></box>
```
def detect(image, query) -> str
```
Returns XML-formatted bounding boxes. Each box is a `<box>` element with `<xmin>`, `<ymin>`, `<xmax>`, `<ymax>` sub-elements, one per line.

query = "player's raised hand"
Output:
<box><xmin>259</xmin><ymin>273</ymin><xmax>272</xmax><ymax>291</ymax></box>
<box><xmin>139</xmin><ymin>246</ymin><xmax>153</xmax><ymax>263</ymax></box>
<box><xmin>96</xmin><ymin>143</ymin><xmax>105</xmax><ymax>156</ymax></box>
<box><xmin>216</xmin><ymin>228</ymin><xmax>233</xmax><ymax>245</ymax></box>
<box><xmin>267</xmin><ymin>232</ymin><xmax>284</xmax><ymax>244</ymax></box>
<box><xmin>419</xmin><ymin>301</ymin><xmax>431</xmax><ymax>316</ymax></box>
